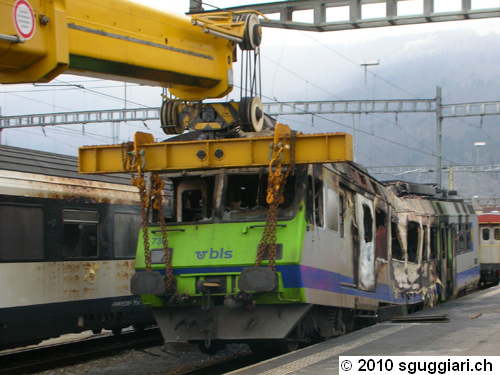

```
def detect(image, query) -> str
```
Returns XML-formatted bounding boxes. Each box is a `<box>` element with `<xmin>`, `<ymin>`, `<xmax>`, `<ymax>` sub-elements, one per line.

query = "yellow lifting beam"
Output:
<box><xmin>78</xmin><ymin>126</ymin><xmax>353</xmax><ymax>174</ymax></box>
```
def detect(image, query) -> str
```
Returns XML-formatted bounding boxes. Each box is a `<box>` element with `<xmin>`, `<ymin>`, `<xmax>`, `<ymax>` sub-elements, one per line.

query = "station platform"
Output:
<box><xmin>227</xmin><ymin>285</ymin><xmax>500</xmax><ymax>375</ymax></box>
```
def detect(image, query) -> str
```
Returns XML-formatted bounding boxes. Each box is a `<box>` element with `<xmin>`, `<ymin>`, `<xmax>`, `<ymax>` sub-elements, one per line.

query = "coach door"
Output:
<box><xmin>354</xmin><ymin>195</ymin><xmax>376</xmax><ymax>292</ymax></box>
<box><xmin>442</xmin><ymin>223</ymin><xmax>457</xmax><ymax>299</ymax></box>
<box><xmin>439</xmin><ymin>224</ymin><xmax>448</xmax><ymax>300</ymax></box>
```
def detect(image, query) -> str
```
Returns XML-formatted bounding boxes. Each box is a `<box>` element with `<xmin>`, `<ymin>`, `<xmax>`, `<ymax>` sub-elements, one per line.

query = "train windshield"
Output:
<box><xmin>160</xmin><ymin>169</ymin><xmax>297</xmax><ymax>224</ymax></box>
<box><xmin>223</xmin><ymin>172</ymin><xmax>296</xmax><ymax>222</ymax></box>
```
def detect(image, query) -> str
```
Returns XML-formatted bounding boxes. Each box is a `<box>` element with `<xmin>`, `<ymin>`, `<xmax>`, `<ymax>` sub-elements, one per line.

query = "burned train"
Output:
<box><xmin>478</xmin><ymin>212</ymin><xmax>500</xmax><ymax>285</ymax></box>
<box><xmin>0</xmin><ymin>146</ymin><xmax>155</xmax><ymax>350</ymax></box>
<box><xmin>130</xmin><ymin>143</ymin><xmax>479</xmax><ymax>353</ymax></box>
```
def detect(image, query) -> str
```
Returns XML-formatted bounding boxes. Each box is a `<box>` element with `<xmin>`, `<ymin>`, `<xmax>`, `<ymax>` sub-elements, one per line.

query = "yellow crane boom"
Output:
<box><xmin>0</xmin><ymin>0</ymin><xmax>258</xmax><ymax>101</ymax></box>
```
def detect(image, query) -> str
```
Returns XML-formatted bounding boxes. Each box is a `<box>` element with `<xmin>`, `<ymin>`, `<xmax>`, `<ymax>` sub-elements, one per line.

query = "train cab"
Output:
<box><xmin>478</xmin><ymin>212</ymin><xmax>500</xmax><ymax>284</ymax></box>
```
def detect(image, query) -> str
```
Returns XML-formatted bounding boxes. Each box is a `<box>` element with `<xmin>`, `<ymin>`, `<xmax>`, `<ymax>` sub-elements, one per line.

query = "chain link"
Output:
<box><xmin>133</xmin><ymin>172</ymin><xmax>152</xmax><ymax>272</ymax></box>
<box><xmin>152</xmin><ymin>173</ymin><xmax>174</xmax><ymax>290</ymax></box>
<box><xmin>121</xmin><ymin>141</ymin><xmax>133</xmax><ymax>170</ymax></box>
<box><xmin>255</xmin><ymin>131</ymin><xmax>297</xmax><ymax>271</ymax></box>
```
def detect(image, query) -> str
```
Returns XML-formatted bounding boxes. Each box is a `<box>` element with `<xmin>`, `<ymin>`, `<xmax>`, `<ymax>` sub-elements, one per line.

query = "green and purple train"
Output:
<box><xmin>130</xmin><ymin>145</ymin><xmax>479</xmax><ymax>353</ymax></box>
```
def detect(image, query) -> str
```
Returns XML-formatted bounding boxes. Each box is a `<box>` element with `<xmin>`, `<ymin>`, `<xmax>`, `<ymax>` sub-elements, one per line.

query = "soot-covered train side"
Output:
<box><xmin>0</xmin><ymin>146</ymin><xmax>155</xmax><ymax>350</ymax></box>
<box><xmin>132</xmin><ymin>156</ymin><xmax>479</xmax><ymax>353</ymax></box>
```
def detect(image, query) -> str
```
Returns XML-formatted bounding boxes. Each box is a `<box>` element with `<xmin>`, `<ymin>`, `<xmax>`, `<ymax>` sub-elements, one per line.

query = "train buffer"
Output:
<box><xmin>229</xmin><ymin>286</ymin><xmax>500</xmax><ymax>375</ymax></box>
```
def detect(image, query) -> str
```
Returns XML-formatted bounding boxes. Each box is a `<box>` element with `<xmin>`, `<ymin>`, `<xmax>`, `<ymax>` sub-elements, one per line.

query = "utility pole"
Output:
<box><xmin>436</xmin><ymin>86</ymin><xmax>442</xmax><ymax>190</ymax></box>
<box><xmin>358</xmin><ymin>59</ymin><xmax>379</xmax><ymax>162</ymax></box>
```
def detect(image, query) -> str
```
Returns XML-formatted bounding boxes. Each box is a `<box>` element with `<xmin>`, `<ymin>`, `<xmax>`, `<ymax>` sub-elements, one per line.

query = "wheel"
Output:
<box><xmin>197</xmin><ymin>341</ymin><xmax>226</xmax><ymax>356</ymax></box>
<box><xmin>279</xmin><ymin>340</ymin><xmax>300</xmax><ymax>353</ymax></box>
<box><xmin>161</xmin><ymin>100</ymin><xmax>184</xmax><ymax>135</ymax></box>
<box><xmin>238</xmin><ymin>13</ymin><xmax>261</xmax><ymax>51</ymax></box>
<box><xmin>248</xmin><ymin>342</ymin><xmax>280</xmax><ymax>357</ymax></box>
<box><xmin>111</xmin><ymin>327</ymin><xmax>122</xmax><ymax>336</ymax></box>
<box><xmin>92</xmin><ymin>328</ymin><xmax>102</xmax><ymax>335</ymax></box>
<box><xmin>239</xmin><ymin>96</ymin><xmax>264</xmax><ymax>132</ymax></box>
<box><xmin>132</xmin><ymin>324</ymin><xmax>146</xmax><ymax>332</ymax></box>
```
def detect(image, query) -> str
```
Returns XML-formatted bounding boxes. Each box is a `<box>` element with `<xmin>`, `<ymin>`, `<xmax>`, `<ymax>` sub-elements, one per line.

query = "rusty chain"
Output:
<box><xmin>255</xmin><ymin>131</ymin><xmax>297</xmax><ymax>271</ymax></box>
<box><xmin>133</xmin><ymin>172</ymin><xmax>152</xmax><ymax>272</ymax></box>
<box><xmin>129</xmin><ymin>144</ymin><xmax>173</xmax><ymax>291</ymax></box>
<box><xmin>121</xmin><ymin>141</ymin><xmax>133</xmax><ymax>170</ymax></box>
<box><xmin>152</xmin><ymin>172</ymin><xmax>174</xmax><ymax>290</ymax></box>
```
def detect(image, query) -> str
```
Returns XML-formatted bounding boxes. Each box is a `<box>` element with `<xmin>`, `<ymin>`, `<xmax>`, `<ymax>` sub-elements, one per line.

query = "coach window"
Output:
<box><xmin>483</xmin><ymin>228</ymin><xmax>490</xmax><ymax>241</ymax></box>
<box><xmin>0</xmin><ymin>205</ymin><xmax>43</xmax><ymax>260</ymax></box>
<box><xmin>465</xmin><ymin>222</ymin><xmax>471</xmax><ymax>252</ymax></box>
<box><xmin>495</xmin><ymin>228</ymin><xmax>500</xmax><ymax>241</ymax></box>
<box><xmin>339</xmin><ymin>193</ymin><xmax>345</xmax><ymax>238</ymax></box>
<box><xmin>175</xmin><ymin>176</ymin><xmax>216</xmax><ymax>223</ymax></box>
<box><xmin>326</xmin><ymin>188</ymin><xmax>339</xmax><ymax>231</ymax></box>
<box><xmin>375</xmin><ymin>209</ymin><xmax>387</xmax><ymax>259</ymax></box>
<box><xmin>430</xmin><ymin>226</ymin><xmax>438</xmax><ymax>260</ymax></box>
<box><xmin>114</xmin><ymin>212</ymin><xmax>141</xmax><ymax>258</ymax></box>
<box><xmin>362</xmin><ymin>204</ymin><xmax>373</xmax><ymax>243</ymax></box>
<box><xmin>441</xmin><ymin>227</ymin><xmax>447</xmax><ymax>260</ymax></box>
<box><xmin>457</xmin><ymin>222</ymin><xmax>466</xmax><ymax>254</ymax></box>
<box><xmin>391</xmin><ymin>221</ymin><xmax>404</xmax><ymax>261</ymax></box>
<box><xmin>422</xmin><ymin>225</ymin><xmax>428</xmax><ymax>262</ymax></box>
<box><xmin>407</xmin><ymin>221</ymin><xmax>420</xmax><ymax>263</ymax></box>
<box><xmin>314</xmin><ymin>179</ymin><xmax>324</xmax><ymax>227</ymax></box>
<box><xmin>62</xmin><ymin>210</ymin><xmax>98</xmax><ymax>258</ymax></box>
<box><xmin>224</xmin><ymin>173</ymin><xmax>295</xmax><ymax>221</ymax></box>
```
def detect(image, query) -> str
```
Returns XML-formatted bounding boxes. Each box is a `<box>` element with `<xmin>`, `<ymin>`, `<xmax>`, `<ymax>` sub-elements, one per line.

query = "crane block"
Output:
<box><xmin>78</xmin><ymin>131</ymin><xmax>353</xmax><ymax>174</ymax></box>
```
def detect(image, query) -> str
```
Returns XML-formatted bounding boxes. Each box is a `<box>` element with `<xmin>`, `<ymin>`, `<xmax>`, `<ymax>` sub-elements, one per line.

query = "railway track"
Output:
<box><xmin>166</xmin><ymin>350</ymin><xmax>276</xmax><ymax>375</ymax></box>
<box><xmin>0</xmin><ymin>328</ymin><xmax>164</xmax><ymax>375</ymax></box>
<box><xmin>2</xmin><ymin>287</ymin><xmax>491</xmax><ymax>375</ymax></box>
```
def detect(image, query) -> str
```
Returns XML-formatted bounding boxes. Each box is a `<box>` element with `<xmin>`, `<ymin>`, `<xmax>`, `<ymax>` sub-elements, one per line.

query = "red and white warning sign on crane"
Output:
<box><xmin>13</xmin><ymin>0</ymin><xmax>35</xmax><ymax>40</ymax></box>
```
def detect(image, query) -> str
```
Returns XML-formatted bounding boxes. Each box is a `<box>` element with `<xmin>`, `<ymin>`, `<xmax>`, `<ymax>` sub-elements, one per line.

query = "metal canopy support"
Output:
<box><xmin>194</xmin><ymin>0</ymin><xmax>500</xmax><ymax>32</ymax></box>
<box><xmin>368</xmin><ymin>164</ymin><xmax>500</xmax><ymax>175</ymax></box>
<box><xmin>263</xmin><ymin>99</ymin><xmax>437</xmax><ymax>116</ymax></box>
<box><xmin>3</xmin><ymin>99</ymin><xmax>500</xmax><ymax>129</ymax></box>
<box><xmin>387</xmin><ymin>0</ymin><xmax>397</xmax><ymax>19</ymax></box>
<box><xmin>4</xmin><ymin>96</ymin><xmax>500</xmax><ymax>190</ymax></box>
<box><xmin>350</xmin><ymin>0</ymin><xmax>361</xmax><ymax>24</ymax></box>
<box><xmin>441</xmin><ymin>102</ymin><xmax>500</xmax><ymax>118</ymax></box>
<box><xmin>436</xmin><ymin>86</ymin><xmax>443</xmax><ymax>190</ymax></box>
<box><xmin>0</xmin><ymin>108</ymin><xmax>161</xmax><ymax>128</ymax></box>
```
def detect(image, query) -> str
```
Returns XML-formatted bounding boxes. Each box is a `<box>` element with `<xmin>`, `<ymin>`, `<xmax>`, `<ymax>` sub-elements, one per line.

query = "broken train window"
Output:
<box><xmin>391</xmin><ymin>221</ymin><xmax>404</xmax><ymax>261</ymax></box>
<box><xmin>430</xmin><ymin>226</ymin><xmax>438</xmax><ymax>260</ymax></box>
<box><xmin>314</xmin><ymin>178</ymin><xmax>324</xmax><ymax>227</ymax></box>
<box><xmin>149</xmin><ymin>177</ymin><xmax>174</xmax><ymax>224</ymax></box>
<box><xmin>173</xmin><ymin>176</ymin><xmax>215</xmax><ymax>223</ymax></box>
<box><xmin>422</xmin><ymin>225</ymin><xmax>428</xmax><ymax>262</ymax></box>
<box><xmin>362</xmin><ymin>204</ymin><xmax>373</xmax><ymax>243</ymax></box>
<box><xmin>224</xmin><ymin>172</ymin><xmax>296</xmax><ymax>221</ymax></box>
<box><xmin>375</xmin><ymin>208</ymin><xmax>387</xmax><ymax>260</ymax></box>
<box><xmin>407</xmin><ymin>221</ymin><xmax>420</xmax><ymax>263</ymax></box>
<box><xmin>326</xmin><ymin>188</ymin><xmax>339</xmax><ymax>231</ymax></box>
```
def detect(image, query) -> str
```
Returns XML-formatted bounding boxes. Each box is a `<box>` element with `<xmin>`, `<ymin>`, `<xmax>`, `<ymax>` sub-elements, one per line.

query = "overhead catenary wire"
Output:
<box><xmin>256</xmin><ymin>91</ymin><xmax>500</xmax><ymax>184</ymax></box>
<box><xmin>260</xmin><ymin>55</ymin><xmax>437</xmax><ymax>156</ymax></box>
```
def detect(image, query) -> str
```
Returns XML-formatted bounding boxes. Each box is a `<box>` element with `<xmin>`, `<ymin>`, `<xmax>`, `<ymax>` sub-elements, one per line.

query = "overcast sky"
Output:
<box><xmin>1</xmin><ymin>0</ymin><xmax>500</xmax><ymax>157</ymax></box>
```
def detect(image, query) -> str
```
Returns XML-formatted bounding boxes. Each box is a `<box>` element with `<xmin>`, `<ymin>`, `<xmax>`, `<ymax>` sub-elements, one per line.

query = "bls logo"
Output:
<box><xmin>195</xmin><ymin>248</ymin><xmax>233</xmax><ymax>260</ymax></box>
